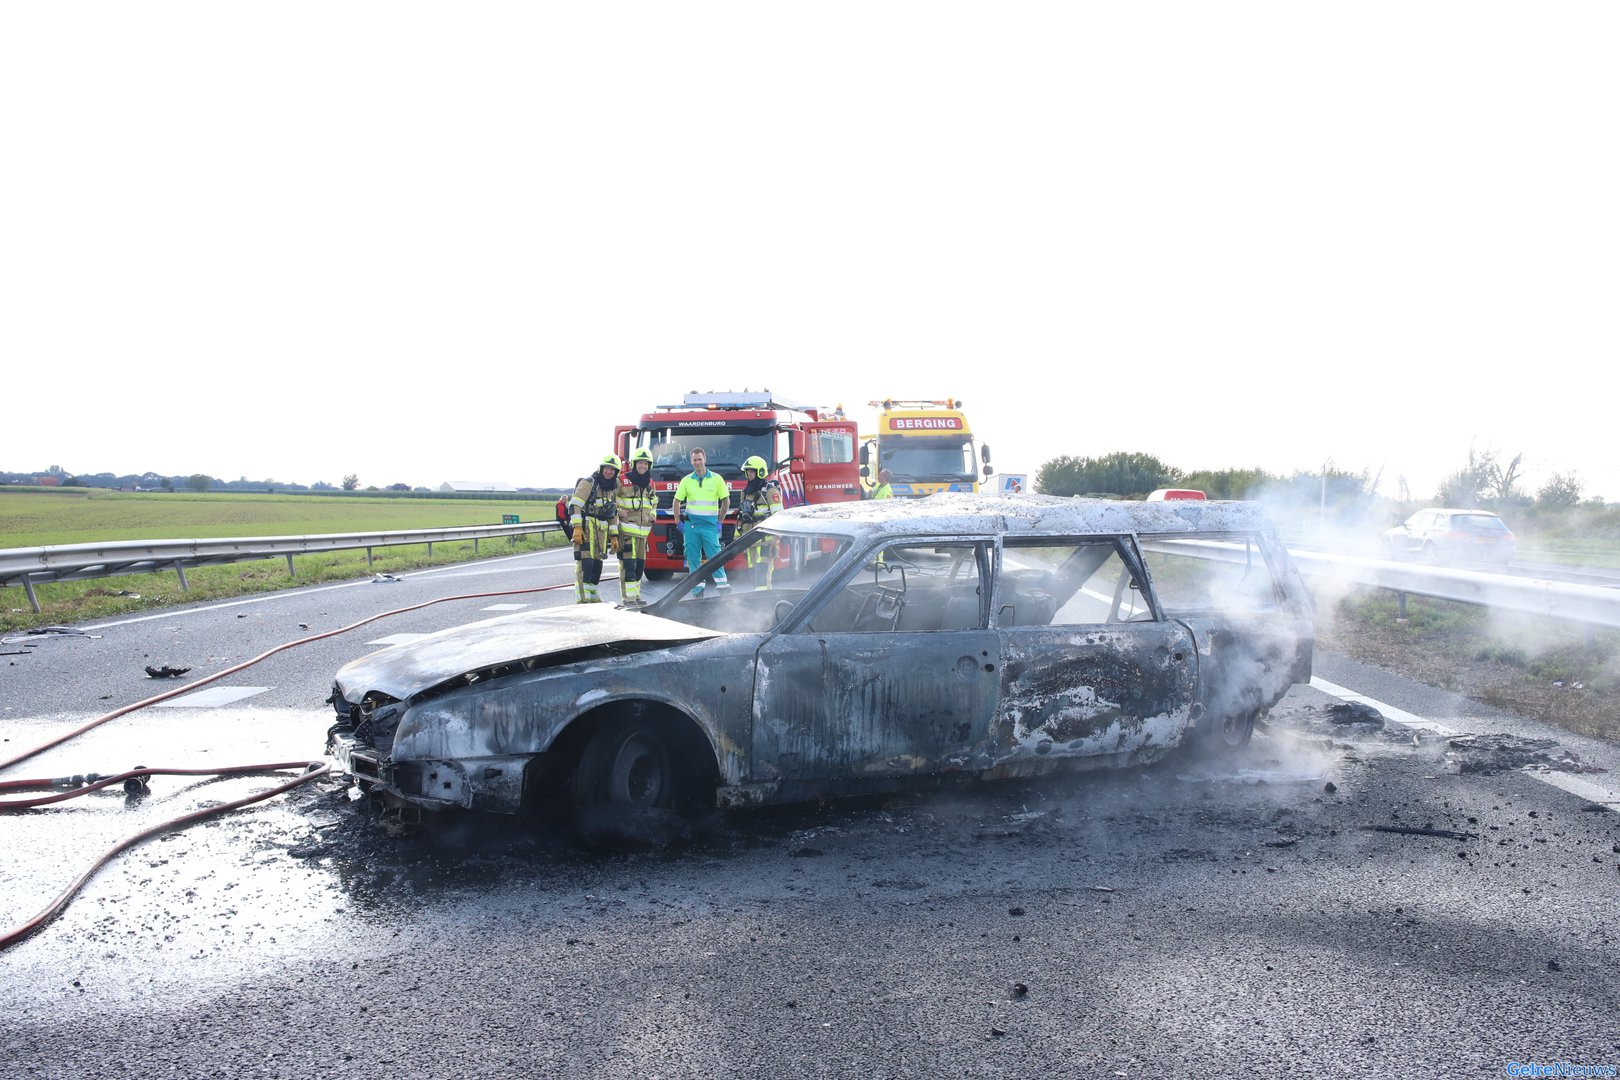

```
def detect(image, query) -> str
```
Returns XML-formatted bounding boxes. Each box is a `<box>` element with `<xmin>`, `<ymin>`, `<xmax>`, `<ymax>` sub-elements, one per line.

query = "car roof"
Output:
<box><xmin>767</xmin><ymin>492</ymin><xmax>1282</xmax><ymax>539</ymax></box>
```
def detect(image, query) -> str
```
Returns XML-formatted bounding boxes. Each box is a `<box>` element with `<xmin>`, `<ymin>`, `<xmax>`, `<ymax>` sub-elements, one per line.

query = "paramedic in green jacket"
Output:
<box><xmin>672</xmin><ymin>447</ymin><xmax>730</xmax><ymax>595</ymax></box>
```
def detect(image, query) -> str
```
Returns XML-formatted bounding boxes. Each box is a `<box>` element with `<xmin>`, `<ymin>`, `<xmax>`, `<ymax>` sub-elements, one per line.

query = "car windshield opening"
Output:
<box><xmin>1137</xmin><ymin>532</ymin><xmax>1281</xmax><ymax>613</ymax></box>
<box><xmin>650</xmin><ymin>529</ymin><xmax>852</xmax><ymax>633</ymax></box>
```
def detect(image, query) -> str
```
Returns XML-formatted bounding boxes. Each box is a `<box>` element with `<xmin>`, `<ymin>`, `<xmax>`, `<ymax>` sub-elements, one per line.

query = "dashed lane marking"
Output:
<box><xmin>152</xmin><ymin>686</ymin><xmax>271</xmax><ymax>708</ymax></box>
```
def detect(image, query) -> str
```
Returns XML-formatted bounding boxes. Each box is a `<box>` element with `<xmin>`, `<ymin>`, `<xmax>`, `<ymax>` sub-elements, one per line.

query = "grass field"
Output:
<box><xmin>0</xmin><ymin>488</ymin><xmax>559</xmax><ymax>547</ymax></box>
<box><xmin>0</xmin><ymin>489</ymin><xmax>570</xmax><ymax>632</ymax></box>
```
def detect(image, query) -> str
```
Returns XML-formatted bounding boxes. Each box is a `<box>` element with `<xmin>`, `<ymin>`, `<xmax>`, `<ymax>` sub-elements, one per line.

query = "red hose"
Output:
<box><xmin>0</xmin><ymin>578</ymin><xmax>584</xmax><ymax>951</ymax></box>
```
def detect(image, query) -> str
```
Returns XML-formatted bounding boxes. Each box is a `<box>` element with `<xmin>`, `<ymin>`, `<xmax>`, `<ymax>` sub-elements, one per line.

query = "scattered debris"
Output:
<box><xmin>2</xmin><ymin>626</ymin><xmax>100</xmax><ymax>646</ymax></box>
<box><xmin>1446</xmin><ymin>734</ymin><xmax>1607</xmax><ymax>776</ymax></box>
<box><xmin>1361</xmin><ymin>825</ymin><xmax>1476</xmax><ymax>842</ymax></box>
<box><xmin>1323</xmin><ymin>782</ymin><xmax>1338</xmax><ymax>794</ymax></box>
<box><xmin>1008</xmin><ymin>906</ymin><xmax>1026</xmax><ymax>916</ymax></box>
<box><xmin>1263</xmin><ymin>837</ymin><xmax>1300</xmax><ymax>848</ymax></box>
<box><xmin>298</xmin><ymin>623</ymin><xmax>311</xmax><ymax>630</ymax></box>
<box><xmin>571</xmin><ymin>805</ymin><xmax>720</xmax><ymax>851</ymax></box>
<box><xmin>1325</xmin><ymin>701</ymin><xmax>1385</xmax><ymax>728</ymax></box>
<box><xmin>1547</xmin><ymin>959</ymin><xmax>1562</xmax><ymax>972</ymax></box>
<box><xmin>1086</xmin><ymin>885</ymin><xmax>1115</xmax><ymax>893</ymax></box>
<box><xmin>989</xmin><ymin>1026</ymin><xmax>1007</xmax><ymax>1039</ymax></box>
<box><xmin>1010</xmin><ymin>982</ymin><xmax>1028</xmax><ymax>998</ymax></box>
<box><xmin>370</xmin><ymin>573</ymin><xmax>402</xmax><ymax>583</ymax></box>
<box><xmin>144</xmin><ymin>665</ymin><xmax>192</xmax><ymax>679</ymax></box>
<box><xmin>1177</xmin><ymin>766</ymin><xmax>1327</xmax><ymax>785</ymax></box>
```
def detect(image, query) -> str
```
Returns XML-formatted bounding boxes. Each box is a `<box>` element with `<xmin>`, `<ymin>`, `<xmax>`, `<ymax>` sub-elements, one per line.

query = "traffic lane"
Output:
<box><xmin>6</xmin><ymin>685</ymin><xmax>1619</xmax><ymax>1075</ymax></box>
<box><xmin>0</xmin><ymin>548</ymin><xmax>589</xmax><ymax>722</ymax></box>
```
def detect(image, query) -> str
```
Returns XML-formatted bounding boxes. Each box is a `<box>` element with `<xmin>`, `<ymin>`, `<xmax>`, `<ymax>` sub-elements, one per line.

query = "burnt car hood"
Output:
<box><xmin>334</xmin><ymin>604</ymin><xmax>722</xmax><ymax>702</ymax></box>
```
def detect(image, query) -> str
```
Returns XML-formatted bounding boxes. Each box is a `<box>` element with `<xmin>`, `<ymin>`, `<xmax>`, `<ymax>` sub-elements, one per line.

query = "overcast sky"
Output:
<box><xmin>4</xmin><ymin>3</ymin><xmax>1615</xmax><ymax>501</ymax></box>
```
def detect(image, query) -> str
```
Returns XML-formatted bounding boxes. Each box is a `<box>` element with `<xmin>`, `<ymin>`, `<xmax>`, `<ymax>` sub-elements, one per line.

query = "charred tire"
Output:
<box><xmin>1194</xmin><ymin>708</ymin><xmax>1256</xmax><ymax>756</ymax></box>
<box><xmin>644</xmin><ymin>568</ymin><xmax>675</xmax><ymax>581</ymax></box>
<box><xmin>571</xmin><ymin>720</ymin><xmax>676</xmax><ymax>810</ymax></box>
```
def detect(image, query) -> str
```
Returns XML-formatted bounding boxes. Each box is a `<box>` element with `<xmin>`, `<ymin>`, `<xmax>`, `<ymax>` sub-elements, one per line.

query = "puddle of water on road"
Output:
<box><xmin>2</xmin><ymin>708</ymin><xmax>363</xmax><ymax>1013</ymax></box>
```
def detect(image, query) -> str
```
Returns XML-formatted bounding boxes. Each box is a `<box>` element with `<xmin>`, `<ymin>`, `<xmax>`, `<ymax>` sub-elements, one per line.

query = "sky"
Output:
<box><xmin>3</xmin><ymin>3</ymin><xmax>1616</xmax><ymax>501</ymax></box>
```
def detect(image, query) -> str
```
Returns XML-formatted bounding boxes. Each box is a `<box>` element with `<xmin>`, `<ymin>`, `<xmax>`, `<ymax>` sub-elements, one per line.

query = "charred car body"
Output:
<box><xmin>327</xmin><ymin>494</ymin><xmax>1314</xmax><ymax>816</ymax></box>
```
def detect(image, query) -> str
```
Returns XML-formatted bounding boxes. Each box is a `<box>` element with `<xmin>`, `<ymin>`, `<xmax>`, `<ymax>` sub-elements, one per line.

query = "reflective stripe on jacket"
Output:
<box><xmin>674</xmin><ymin>472</ymin><xmax>729</xmax><ymax>519</ymax></box>
<box><xmin>618</xmin><ymin>477</ymin><xmax>657</xmax><ymax>536</ymax></box>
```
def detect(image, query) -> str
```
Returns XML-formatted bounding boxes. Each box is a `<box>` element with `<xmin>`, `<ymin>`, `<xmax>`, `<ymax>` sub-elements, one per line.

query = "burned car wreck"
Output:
<box><xmin>327</xmin><ymin>494</ymin><xmax>1314</xmax><ymax>817</ymax></box>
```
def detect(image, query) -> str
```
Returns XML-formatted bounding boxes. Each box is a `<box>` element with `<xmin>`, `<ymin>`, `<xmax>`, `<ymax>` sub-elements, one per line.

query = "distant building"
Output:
<box><xmin>438</xmin><ymin>480</ymin><xmax>518</xmax><ymax>493</ymax></box>
<box><xmin>35</xmin><ymin>475</ymin><xmax>61</xmax><ymax>487</ymax></box>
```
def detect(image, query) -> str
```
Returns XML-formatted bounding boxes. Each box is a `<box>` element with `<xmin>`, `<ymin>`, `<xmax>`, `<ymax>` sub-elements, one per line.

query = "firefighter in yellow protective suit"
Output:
<box><xmin>617</xmin><ymin>448</ymin><xmax>656</xmax><ymax>608</ymax></box>
<box><xmin>567</xmin><ymin>454</ymin><xmax>620</xmax><ymax>603</ymax></box>
<box><xmin>737</xmin><ymin>455</ymin><xmax>784</xmax><ymax>589</ymax></box>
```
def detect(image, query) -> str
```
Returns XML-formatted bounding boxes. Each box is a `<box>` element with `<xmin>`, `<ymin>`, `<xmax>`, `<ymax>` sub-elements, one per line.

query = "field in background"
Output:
<box><xmin>0</xmin><ymin>489</ymin><xmax>569</xmax><ymax>632</ymax></box>
<box><xmin>0</xmin><ymin>488</ymin><xmax>559</xmax><ymax>547</ymax></box>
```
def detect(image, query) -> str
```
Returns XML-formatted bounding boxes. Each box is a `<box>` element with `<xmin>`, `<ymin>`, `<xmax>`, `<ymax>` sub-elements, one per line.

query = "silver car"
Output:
<box><xmin>1381</xmin><ymin>508</ymin><xmax>1516</xmax><ymax>566</ymax></box>
<box><xmin>327</xmin><ymin>494</ymin><xmax>1314</xmax><ymax>817</ymax></box>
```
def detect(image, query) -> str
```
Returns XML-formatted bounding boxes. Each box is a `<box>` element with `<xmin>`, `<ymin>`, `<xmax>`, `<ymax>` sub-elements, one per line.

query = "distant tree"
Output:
<box><xmin>342</xmin><ymin>473</ymin><xmax>360</xmax><ymax>491</ymax></box>
<box><xmin>1036</xmin><ymin>452</ymin><xmax>1177</xmax><ymax>497</ymax></box>
<box><xmin>1536</xmin><ymin>472</ymin><xmax>1583</xmax><ymax>508</ymax></box>
<box><xmin>311</xmin><ymin>481</ymin><xmax>334</xmax><ymax>491</ymax></box>
<box><xmin>1178</xmin><ymin>467</ymin><xmax>1275</xmax><ymax>500</ymax></box>
<box><xmin>387</xmin><ymin>482</ymin><xmax>411</xmax><ymax>492</ymax></box>
<box><xmin>46</xmin><ymin>465</ymin><xmax>67</xmax><ymax>478</ymax></box>
<box><xmin>1436</xmin><ymin>446</ymin><xmax>1523</xmax><ymax>507</ymax></box>
<box><xmin>160</xmin><ymin>477</ymin><xmax>174</xmax><ymax>492</ymax></box>
<box><xmin>185</xmin><ymin>474</ymin><xmax>213</xmax><ymax>492</ymax></box>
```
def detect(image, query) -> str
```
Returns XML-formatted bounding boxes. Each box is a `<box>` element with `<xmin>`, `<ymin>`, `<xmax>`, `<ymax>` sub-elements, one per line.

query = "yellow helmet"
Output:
<box><xmin>599</xmin><ymin>454</ymin><xmax>622</xmax><ymax>472</ymax></box>
<box><xmin>743</xmin><ymin>455</ymin><xmax>768</xmax><ymax>477</ymax></box>
<box><xmin>629</xmin><ymin>448</ymin><xmax>653</xmax><ymax>465</ymax></box>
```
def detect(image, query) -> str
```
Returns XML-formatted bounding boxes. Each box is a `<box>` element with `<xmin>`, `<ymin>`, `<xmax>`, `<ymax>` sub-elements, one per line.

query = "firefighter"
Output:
<box><xmin>617</xmin><ymin>447</ymin><xmax>656</xmax><ymax>608</ymax></box>
<box><xmin>738</xmin><ymin>454</ymin><xmax>783</xmax><ymax>589</ymax></box>
<box><xmin>567</xmin><ymin>454</ymin><xmax>621</xmax><ymax>603</ymax></box>
<box><xmin>672</xmin><ymin>446</ymin><xmax>729</xmax><ymax>596</ymax></box>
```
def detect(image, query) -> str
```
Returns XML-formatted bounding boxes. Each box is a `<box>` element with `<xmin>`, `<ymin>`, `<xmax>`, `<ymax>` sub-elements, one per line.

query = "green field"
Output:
<box><xmin>0</xmin><ymin>488</ymin><xmax>561</xmax><ymax>547</ymax></box>
<box><xmin>0</xmin><ymin>489</ymin><xmax>570</xmax><ymax>632</ymax></box>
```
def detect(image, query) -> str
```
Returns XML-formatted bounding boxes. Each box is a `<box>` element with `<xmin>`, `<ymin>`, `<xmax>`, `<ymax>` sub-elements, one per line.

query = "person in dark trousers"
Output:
<box><xmin>617</xmin><ymin>448</ymin><xmax>656</xmax><ymax>608</ymax></box>
<box><xmin>567</xmin><ymin>454</ymin><xmax>621</xmax><ymax>603</ymax></box>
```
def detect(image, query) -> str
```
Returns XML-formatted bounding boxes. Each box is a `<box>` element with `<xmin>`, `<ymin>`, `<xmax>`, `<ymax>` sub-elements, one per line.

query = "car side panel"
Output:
<box><xmin>751</xmin><ymin>629</ymin><xmax>1000</xmax><ymax>781</ymax></box>
<box><xmin>993</xmin><ymin>623</ymin><xmax>1198</xmax><ymax>762</ymax></box>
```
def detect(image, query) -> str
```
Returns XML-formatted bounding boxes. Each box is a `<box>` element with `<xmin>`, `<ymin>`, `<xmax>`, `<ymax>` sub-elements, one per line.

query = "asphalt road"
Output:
<box><xmin>3</xmin><ymin>550</ymin><xmax>1618</xmax><ymax>1077</ymax></box>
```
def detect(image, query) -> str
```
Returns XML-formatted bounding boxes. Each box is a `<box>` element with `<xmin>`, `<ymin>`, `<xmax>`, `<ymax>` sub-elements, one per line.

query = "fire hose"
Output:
<box><xmin>0</xmin><ymin>579</ymin><xmax>588</xmax><ymax>951</ymax></box>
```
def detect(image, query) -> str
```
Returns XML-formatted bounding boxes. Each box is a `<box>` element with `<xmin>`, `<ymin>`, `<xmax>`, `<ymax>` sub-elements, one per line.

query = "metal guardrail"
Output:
<box><xmin>1149</xmin><ymin>538</ymin><xmax>1620</xmax><ymax>630</ymax></box>
<box><xmin>3</xmin><ymin>523</ymin><xmax>1616</xmax><ymax>629</ymax></box>
<box><xmin>1287</xmin><ymin>548</ymin><xmax>1620</xmax><ymax>630</ymax></box>
<box><xmin>0</xmin><ymin>522</ymin><xmax>561</xmax><ymax>613</ymax></box>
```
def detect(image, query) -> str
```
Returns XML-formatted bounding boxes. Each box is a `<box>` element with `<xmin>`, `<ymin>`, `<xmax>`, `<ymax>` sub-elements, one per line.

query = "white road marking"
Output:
<box><xmin>1310</xmin><ymin>675</ymin><xmax>1619</xmax><ymax>810</ymax></box>
<box><xmin>83</xmin><ymin>549</ymin><xmax>573</xmax><ymax>631</ymax></box>
<box><xmin>153</xmin><ymin>686</ymin><xmax>271</xmax><ymax>708</ymax></box>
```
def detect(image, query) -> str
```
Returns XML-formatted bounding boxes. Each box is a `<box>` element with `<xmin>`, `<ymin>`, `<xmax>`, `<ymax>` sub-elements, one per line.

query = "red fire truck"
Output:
<box><xmin>613</xmin><ymin>391</ymin><xmax>863</xmax><ymax>577</ymax></box>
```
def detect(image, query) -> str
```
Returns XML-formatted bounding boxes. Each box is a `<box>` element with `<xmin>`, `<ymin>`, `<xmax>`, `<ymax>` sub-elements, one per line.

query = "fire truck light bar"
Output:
<box><xmin>674</xmin><ymin>390</ymin><xmax>810</xmax><ymax>411</ymax></box>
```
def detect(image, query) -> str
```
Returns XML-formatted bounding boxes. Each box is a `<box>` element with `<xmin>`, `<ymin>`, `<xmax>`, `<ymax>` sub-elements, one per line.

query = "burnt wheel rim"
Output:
<box><xmin>609</xmin><ymin>736</ymin><xmax>667</xmax><ymax>805</ymax></box>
